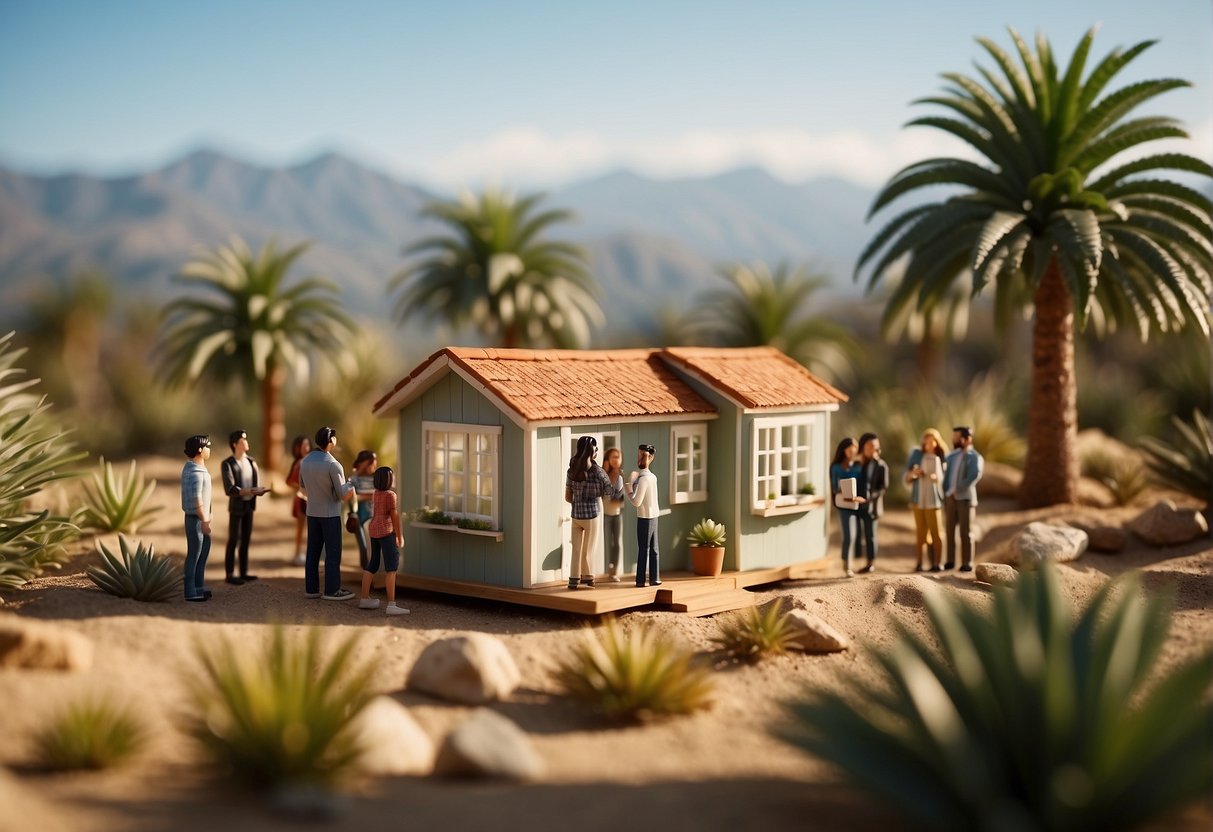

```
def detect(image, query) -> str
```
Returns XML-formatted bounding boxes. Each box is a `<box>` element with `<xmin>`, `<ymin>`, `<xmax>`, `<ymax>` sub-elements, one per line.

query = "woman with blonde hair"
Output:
<box><xmin>905</xmin><ymin>428</ymin><xmax>947</xmax><ymax>572</ymax></box>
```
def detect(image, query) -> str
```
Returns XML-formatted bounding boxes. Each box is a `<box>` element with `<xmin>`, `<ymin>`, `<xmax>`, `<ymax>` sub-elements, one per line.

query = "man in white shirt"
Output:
<box><xmin>626</xmin><ymin>443</ymin><xmax>662</xmax><ymax>587</ymax></box>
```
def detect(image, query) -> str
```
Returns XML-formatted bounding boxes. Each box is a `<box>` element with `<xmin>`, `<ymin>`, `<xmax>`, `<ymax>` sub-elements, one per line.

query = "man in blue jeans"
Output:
<box><xmin>181</xmin><ymin>434</ymin><xmax>214</xmax><ymax>602</ymax></box>
<box><xmin>299</xmin><ymin>426</ymin><xmax>356</xmax><ymax>600</ymax></box>
<box><xmin>854</xmin><ymin>432</ymin><xmax>888</xmax><ymax>575</ymax></box>
<box><xmin>626</xmin><ymin>443</ymin><xmax>662</xmax><ymax>588</ymax></box>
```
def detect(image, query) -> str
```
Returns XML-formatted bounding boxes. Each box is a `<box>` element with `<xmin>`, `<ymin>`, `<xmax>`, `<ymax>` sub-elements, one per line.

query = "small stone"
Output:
<box><xmin>407</xmin><ymin>634</ymin><xmax>521</xmax><ymax>705</ymax></box>
<box><xmin>1071</xmin><ymin>524</ymin><xmax>1127</xmax><ymax>553</ymax></box>
<box><xmin>1127</xmin><ymin>501</ymin><xmax>1209</xmax><ymax>547</ymax></box>
<box><xmin>1010</xmin><ymin>522</ymin><xmax>1089</xmax><ymax>569</ymax></box>
<box><xmin>783</xmin><ymin>609</ymin><xmax>849</xmax><ymax>653</ymax></box>
<box><xmin>348</xmin><ymin>696</ymin><xmax>434</xmax><ymax>777</ymax></box>
<box><xmin>974</xmin><ymin>563</ymin><xmax>1018</xmax><ymax>587</ymax></box>
<box><xmin>433</xmin><ymin>709</ymin><xmax>544</xmax><ymax>781</ymax></box>
<box><xmin>0</xmin><ymin>617</ymin><xmax>92</xmax><ymax>671</ymax></box>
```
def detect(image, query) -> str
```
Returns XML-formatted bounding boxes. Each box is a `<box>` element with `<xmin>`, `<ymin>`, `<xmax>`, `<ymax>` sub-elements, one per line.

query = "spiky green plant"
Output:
<box><xmin>186</xmin><ymin>626</ymin><xmax>376</xmax><ymax>790</ymax></box>
<box><xmin>711</xmin><ymin>597</ymin><xmax>800</xmax><ymax>663</ymax></box>
<box><xmin>34</xmin><ymin>699</ymin><xmax>146</xmax><ymax>771</ymax></box>
<box><xmin>80</xmin><ymin>457</ymin><xmax>161</xmax><ymax>533</ymax></box>
<box><xmin>553</xmin><ymin>618</ymin><xmax>714</xmax><ymax>722</ymax></box>
<box><xmin>687</xmin><ymin>518</ymin><xmax>727</xmax><ymax>547</ymax></box>
<box><xmin>1140</xmin><ymin>409</ymin><xmax>1211</xmax><ymax>504</ymax></box>
<box><xmin>782</xmin><ymin>564</ymin><xmax>1213</xmax><ymax>831</ymax></box>
<box><xmin>1079</xmin><ymin>446</ymin><xmax>1149</xmax><ymax>506</ymax></box>
<box><xmin>87</xmin><ymin>535</ymin><xmax>181</xmax><ymax>601</ymax></box>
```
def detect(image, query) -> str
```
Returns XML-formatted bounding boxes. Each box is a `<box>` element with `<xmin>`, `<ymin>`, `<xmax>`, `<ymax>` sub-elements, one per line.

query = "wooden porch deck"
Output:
<box><xmin>371</xmin><ymin>560</ymin><xmax>828</xmax><ymax>616</ymax></box>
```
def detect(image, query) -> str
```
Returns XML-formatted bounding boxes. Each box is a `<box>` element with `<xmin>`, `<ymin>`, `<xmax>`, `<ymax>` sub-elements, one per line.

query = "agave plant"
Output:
<box><xmin>87</xmin><ymin>535</ymin><xmax>181</xmax><ymax>601</ymax></box>
<box><xmin>687</xmin><ymin>518</ymin><xmax>727</xmax><ymax>547</ymax></box>
<box><xmin>80</xmin><ymin>457</ymin><xmax>160</xmax><ymax>534</ymax></box>
<box><xmin>552</xmin><ymin>618</ymin><xmax>714</xmax><ymax>722</ymax></box>
<box><xmin>34</xmin><ymin>699</ymin><xmax>146</xmax><ymax>771</ymax></box>
<box><xmin>782</xmin><ymin>564</ymin><xmax>1212</xmax><ymax>831</ymax></box>
<box><xmin>711</xmin><ymin>597</ymin><xmax>799</xmax><ymax>663</ymax></box>
<box><xmin>1140</xmin><ymin>409</ymin><xmax>1211</xmax><ymax>504</ymax></box>
<box><xmin>1079</xmin><ymin>446</ymin><xmax>1149</xmax><ymax>506</ymax></box>
<box><xmin>186</xmin><ymin>626</ymin><xmax>376</xmax><ymax>789</ymax></box>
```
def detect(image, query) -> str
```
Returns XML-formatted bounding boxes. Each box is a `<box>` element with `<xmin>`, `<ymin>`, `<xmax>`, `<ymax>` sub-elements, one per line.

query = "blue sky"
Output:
<box><xmin>0</xmin><ymin>0</ymin><xmax>1210</xmax><ymax>187</ymax></box>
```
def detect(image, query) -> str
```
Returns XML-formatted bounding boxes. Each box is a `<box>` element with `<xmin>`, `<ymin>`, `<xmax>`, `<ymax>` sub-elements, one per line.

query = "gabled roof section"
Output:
<box><xmin>660</xmin><ymin>346</ymin><xmax>848</xmax><ymax>409</ymax></box>
<box><xmin>374</xmin><ymin>347</ymin><xmax>717</xmax><ymax>423</ymax></box>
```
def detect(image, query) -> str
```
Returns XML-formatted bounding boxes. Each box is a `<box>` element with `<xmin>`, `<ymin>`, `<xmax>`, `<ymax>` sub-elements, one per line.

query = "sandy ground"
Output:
<box><xmin>1</xmin><ymin>456</ymin><xmax>1210</xmax><ymax>832</ymax></box>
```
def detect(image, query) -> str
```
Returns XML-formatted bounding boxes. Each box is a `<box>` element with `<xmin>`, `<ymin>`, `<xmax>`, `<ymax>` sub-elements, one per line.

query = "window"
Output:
<box><xmin>670</xmin><ymin>423</ymin><xmax>708</xmax><ymax>503</ymax></box>
<box><xmin>751</xmin><ymin>417</ymin><xmax>813</xmax><ymax>507</ymax></box>
<box><xmin>423</xmin><ymin>422</ymin><xmax>501</xmax><ymax>525</ymax></box>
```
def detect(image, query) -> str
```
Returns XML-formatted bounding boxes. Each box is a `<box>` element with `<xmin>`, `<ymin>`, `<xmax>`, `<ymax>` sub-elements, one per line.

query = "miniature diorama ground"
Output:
<box><xmin>1</xmin><ymin>456</ymin><xmax>1210</xmax><ymax>832</ymax></box>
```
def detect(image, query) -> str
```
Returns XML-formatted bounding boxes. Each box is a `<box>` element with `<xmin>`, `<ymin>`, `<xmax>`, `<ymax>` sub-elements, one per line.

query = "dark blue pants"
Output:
<box><xmin>305</xmin><ymin>515</ymin><xmax>344</xmax><ymax>596</ymax></box>
<box><xmin>184</xmin><ymin>514</ymin><xmax>210</xmax><ymax>598</ymax></box>
<box><xmin>635</xmin><ymin>516</ymin><xmax>660</xmax><ymax>586</ymax></box>
<box><xmin>856</xmin><ymin>510</ymin><xmax>878</xmax><ymax>564</ymax></box>
<box><xmin>837</xmin><ymin>508</ymin><xmax>858</xmax><ymax>568</ymax></box>
<box><xmin>225</xmin><ymin>506</ymin><xmax>254</xmax><ymax>578</ymax></box>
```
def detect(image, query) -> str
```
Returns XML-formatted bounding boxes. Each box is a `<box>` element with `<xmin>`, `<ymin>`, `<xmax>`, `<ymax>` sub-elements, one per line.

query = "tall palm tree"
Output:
<box><xmin>392</xmin><ymin>190</ymin><xmax>602</xmax><ymax>349</ymax></box>
<box><xmin>857</xmin><ymin>28</ymin><xmax>1211</xmax><ymax>507</ymax></box>
<box><xmin>686</xmin><ymin>261</ymin><xmax>857</xmax><ymax>382</ymax></box>
<box><xmin>158</xmin><ymin>237</ymin><xmax>352</xmax><ymax>479</ymax></box>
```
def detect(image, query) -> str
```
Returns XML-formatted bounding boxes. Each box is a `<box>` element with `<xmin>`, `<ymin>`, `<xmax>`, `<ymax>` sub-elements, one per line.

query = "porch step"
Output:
<box><xmin>667</xmin><ymin>588</ymin><xmax>757</xmax><ymax>617</ymax></box>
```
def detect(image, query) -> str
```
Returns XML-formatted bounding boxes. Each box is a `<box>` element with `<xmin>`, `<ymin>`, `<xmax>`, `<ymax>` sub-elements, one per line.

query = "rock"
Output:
<box><xmin>1009</xmin><ymin>522</ymin><xmax>1089</xmax><ymax>569</ymax></box>
<box><xmin>783</xmin><ymin>609</ymin><xmax>849</xmax><ymax>653</ymax></box>
<box><xmin>754</xmin><ymin>595</ymin><xmax>806</xmax><ymax>616</ymax></box>
<box><xmin>348</xmin><ymin>696</ymin><xmax>434</xmax><ymax>777</ymax></box>
<box><xmin>433</xmin><ymin>709</ymin><xmax>544</xmax><ymax>781</ymax></box>
<box><xmin>407</xmin><ymin>634</ymin><xmax>521</xmax><ymax>705</ymax></box>
<box><xmin>974</xmin><ymin>563</ymin><xmax>1018</xmax><ymax>587</ymax></box>
<box><xmin>977</xmin><ymin>461</ymin><xmax>1021</xmax><ymax>499</ymax></box>
<box><xmin>1127</xmin><ymin>501</ymin><xmax>1209</xmax><ymax>546</ymax></box>
<box><xmin>1070</xmin><ymin>523</ymin><xmax>1127</xmax><ymax>553</ymax></box>
<box><xmin>0</xmin><ymin>617</ymin><xmax>92</xmax><ymax>671</ymax></box>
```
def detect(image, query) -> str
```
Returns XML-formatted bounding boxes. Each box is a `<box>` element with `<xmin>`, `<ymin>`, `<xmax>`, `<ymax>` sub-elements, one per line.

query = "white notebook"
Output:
<box><xmin>834</xmin><ymin>477</ymin><xmax>857</xmax><ymax>509</ymax></box>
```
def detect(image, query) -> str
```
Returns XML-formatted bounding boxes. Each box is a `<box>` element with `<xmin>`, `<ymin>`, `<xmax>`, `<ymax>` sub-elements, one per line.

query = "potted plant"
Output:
<box><xmin>687</xmin><ymin>518</ymin><xmax>727</xmax><ymax>577</ymax></box>
<box><xmin>797</xmin><ymin>482</ymin><xmax>816</xmax><ymax>505</ymax></box>
<box><xmin>766</xmin><ymin>492</ymin><xmax>779</xmax><ymax>510</ymax></box>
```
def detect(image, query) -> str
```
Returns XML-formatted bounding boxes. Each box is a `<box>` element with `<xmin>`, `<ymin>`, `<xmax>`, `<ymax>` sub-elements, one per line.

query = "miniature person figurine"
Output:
<box><xmin>299</xmin><ymin>426</ymin><xmax>356</xmax><ymax>600</ymax></box>
<box><xmin>626</xmin><ymin>442</ymin><xmax>662</xmax><ymax>587</ymax></box>
<box><xmin>853</xmin><ymin>432</ymin><xmax>888</xmax><ymax>574</ymax></box>
<box><xmin>286</xmin><ymin>435</ymin><xmax>310</xmax><ymax>565</ymax></box>
<box><xmin>181</xmin><ymin>434</ymin><xmax>213</xmax><ymax>602</ymax></box>
<box><xmin>564</xmin><ymin>436</ymin><xmax>624</xmax><ymax>590</ymax></box>
<box><xmin>944</xmin><ymin>425</ymin><xmax>984</xmax><ymax>572</ymax></box>
<box><xmin>905</xmin><ymin>428</ymin><xmax>947</xmax><ymax>572</ymax></box>
<box><xmin>349</xmin><ymin>449</ymin><xmax>377</xmax><ymax>571</ymax></box>
<box><xmin>358</xmin><ymin>466</ymin><xmax>409</xmax><ymax>615</ymax></box>
<box><xmin>601</xmin><ymin>446</ymin><xmax>625</xmax><ymax>582</ymax></box>
<box><xmin>829</xmin><ymin>437</ymin><xmax>865</xmax><ymax>577</ymax></box>
<box><xmin>220</xmin><ymin>429</ymin><xmax>268</xmax><ymax>585</ymax></box>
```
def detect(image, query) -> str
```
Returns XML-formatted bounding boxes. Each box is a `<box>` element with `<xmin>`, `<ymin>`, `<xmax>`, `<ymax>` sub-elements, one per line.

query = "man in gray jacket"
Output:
<box><xmin>300</xmin><ymin>426</ymin><xmax>355</xmax><ymax>600</ymax></box>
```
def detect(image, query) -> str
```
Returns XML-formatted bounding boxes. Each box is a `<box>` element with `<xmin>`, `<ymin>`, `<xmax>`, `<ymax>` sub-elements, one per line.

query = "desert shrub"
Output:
<box><xmin>87</xmin><ymin>535</ymin><xmax>181</xmax><ymax>601</ymax></box>
<box><xmin>1140</xmin><ymin>409</ymin><xmax>1212</xmax><ymax>505</ymax></box>
<box><xmin>1079</xmin><ymin>447</ymin><xmax>1149</xmax><ymax>506</ymax></box>
<box><xmin>186</xmin><ymin>626</ymin><xmax>375</xmax><ymax>790</ymax></box>
<box><xmin>0</xmin><ymin>331</ymin><xmax>85</xmax><ymax>588</ymax></box>
<box><xmin>553</xmin><ymin>618</ymin><xmax>714</xmax><ymax>722</ymax></box>
<box><xmin>34</xmin><ymin>699</ymin><xmax>146</xmax><ymax>771</ymax></box>
<box><xmin>782</xmin><ymin>564</ymin><xmax>1212</xmax><ymax>831</ymax></box>
<box><xmin>80</xmin><ymin>457</ymin><xmax>161</xmax><ymax>534</ymax></box>
<box><xmin>711</xmin><ymin>597</ymin><xmax>799</xmax><ymax>663</ymax></box>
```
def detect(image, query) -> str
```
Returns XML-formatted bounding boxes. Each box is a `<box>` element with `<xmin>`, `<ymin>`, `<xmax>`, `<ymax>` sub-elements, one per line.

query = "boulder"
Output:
<box><xmin>974</xmin><ymin>563</ymin><xmax>1018</xmax><ymax>587</ymax></box>
<box><xmin>783</xmin><ymin>609</ymin><xmax>849</xmax><ymax>653</ymax></box>
<box><xmin>348</xmin><ymin>696</ymin><xmax>435</xmax><ymax>777</ymax></box>
<box><xmin>1072</xmin><ymin>523</ymin><xmax>1127</xmax><ymax>553</ymax></box>
<box><xmin>976</xmin><ymin>461</ymin><xmax>1020</xmax><ymax>499</ymax></box>
<box><xmin>1009</xmin><ymin>522</ymin><xmax>1089</xmax><ymax>569</ymax></box>
<box><xmin>1127</xmin><ymin>501</ymin><xmax>1209</xmax><ymax>546</ymax></box>
<box><xmin>433</xmin><ymin>709</ymin><xmax>544</xmax><ymax>781</ymax></box>
<box><xmin>407</xmin><ymin>634</ymin><xmax>521</xmax><ymax>705</ymax></box>
<box><xmin>0</xmin><ymin>617</ymin><xmax>92</xmax><ymax>671</ymax></box>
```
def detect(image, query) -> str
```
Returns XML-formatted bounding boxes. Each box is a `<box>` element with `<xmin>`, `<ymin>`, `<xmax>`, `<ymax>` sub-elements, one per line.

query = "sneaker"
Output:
<box><xmin>959</xmin><ymin>563</ymin><xmax>974</xmax><ymax>573</ymax></box>
<box><xmin>858</xmin><ymin>564</ymin><xmax>875</xmax><ymax>574</ymax></box>
<box><xmin>930</xmin><ymin>565</ymin><xmax>945</xmax><ymax>573</ymax></box>
<box><xmin>385</xmin><ymin>603</ymin><xmax>410</xmax><ymax>615</ymax></box>
<box><xmin>845</xmin><ymin>569</ymin><xmax>854</xmax><ymax>578</ymax></box>
<box><xmin>914</xmin><ymin>564</ymin><xmax>927</xmax><ymax>573</ymax></box>
<box><xmin>292</xmin><ymin>552</ymin><xmax>307</xmax><ymax>566</ymax></box>
<box><xmin>650</xmin><ymin>580</ymin><xmax>662</xmax><ymax>586</ymax></box>
<box><xmin>304</xmin><ymin>591</ymin><xmax>322</xmax><ymax>599</ymax></box>
<box><xmin>240</xmin><ymin>574</ymin><xmax>258</xmax><ymax>582</ymax></box>
<box><xmin>567</xmin><ymin>579</ymin><xmax>579</xmax><ymax>591</ymax></box>
<box><xmin>606</xmin><ymin>574</ymin><xmax>621</xmax><ymax>583</ymax></box>
<box><xmin>322</xmin><ymin>589</ymin><xmax>355</xmax><ymax>601</ymax></box>
<box><xmin>185</xmin><ymin>595</ymin><xmax>207</xmax><ymax>602</ymax></box>
<box><xmin>358</xmin><ymin>597</ymin><xmax>380</xmax><ymax>609</ymax></box>
<box><xmin>201</xmin><ymin>589</ymin><xmax>213</xmax><ymax>598</ymax></box>
<box><xmin>943</xmin><ymin>561</ymin><xmax>955</xmax><ymax>570</ymax></box>
<box><xmin>581</xmin><ymin>576</ymin><xmax>595</xmax><ymax>588</ymax></box>
<box><xmin>225</xmin><ymin>576</ymin><xmax>245</xmax><ymax>586</ymax></box>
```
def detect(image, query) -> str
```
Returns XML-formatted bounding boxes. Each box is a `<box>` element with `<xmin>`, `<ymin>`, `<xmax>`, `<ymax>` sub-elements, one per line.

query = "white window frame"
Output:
<box><xmin>422</xmin><ymin>421</ymin><xmax>502</xmax><ymax>527</ymax></box>
<box><xmin>669</xmin><ymin>422</ymin><xmax>709</xmax><ymax>504</ymax></box>
<box><xmin>750</xmin><ymin>416</ymin><xmax>813</xmax><ymax>509</ymax></box>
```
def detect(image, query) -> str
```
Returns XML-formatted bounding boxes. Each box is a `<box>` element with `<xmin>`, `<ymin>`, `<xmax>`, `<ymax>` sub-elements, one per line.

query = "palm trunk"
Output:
<box><xmin>261</xmin><ymin>362</ymin><xmax>286</xmax><ymax>489</ymax></box>
<box><xmin>1019</xmin><ymin>258</ymin><xmax>1078</xmax><ymax>507</ymax></box>
<box><xmin>916</xmin><ymin>333</ymin><xmax>939</xmax><ymax>386</ymax></box>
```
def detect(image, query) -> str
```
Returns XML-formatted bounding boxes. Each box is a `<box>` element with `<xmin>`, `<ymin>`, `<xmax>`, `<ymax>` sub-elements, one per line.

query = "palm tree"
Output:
<box><xmin>686</xmin><ymin>261</ymin><xmax>857</xmax><ymax>382</ymax></box>
<box><xmin>391</xmin><ymin>190</ymin><xmax>602</xmax><ymax>349</ymax></box>
<box><xmin>857</xmin><ymin>28</ymin><xmax>1211</xmax><ymax>507</ymax></box>
<box><xmin>158</xmin><ymin>237</ymin><xmax>352</xmax><ymax>479</ymax></box>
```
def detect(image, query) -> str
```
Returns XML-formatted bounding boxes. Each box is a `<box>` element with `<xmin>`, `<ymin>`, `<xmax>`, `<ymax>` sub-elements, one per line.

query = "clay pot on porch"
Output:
<box><xmin>690</xmin><ymin>545</ymin><xmax>725</xmax><ymax>577</ymax></box>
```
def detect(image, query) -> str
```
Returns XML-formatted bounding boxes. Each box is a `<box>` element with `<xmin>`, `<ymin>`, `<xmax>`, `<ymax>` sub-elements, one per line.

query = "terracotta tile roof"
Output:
<box><xmin>374</xmin><ymin>347</ymin><xmax>717</xmax><ymax>422</ymax></box>
<box><xmin>660</xmin><ymin>346</ymin><xmax>848</xmax><ymax>408</ymax></box>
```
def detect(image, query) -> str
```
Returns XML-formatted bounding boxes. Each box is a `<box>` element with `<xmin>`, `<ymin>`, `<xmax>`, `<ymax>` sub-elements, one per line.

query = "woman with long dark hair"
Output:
<box><xmin>830</xmin><ymin>437</ymin><xmax>865</xmax><ymax>577</ymax></box>
<box><xmin>564</xmin><ymin>436</ymin><xmax>624</xmax><ymax>590</ymax></box>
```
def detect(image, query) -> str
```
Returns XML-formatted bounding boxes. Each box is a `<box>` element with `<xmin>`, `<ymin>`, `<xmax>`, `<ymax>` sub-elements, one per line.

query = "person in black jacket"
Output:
<box><xmin>854</xmin><ymin>432</ymin><xmax>888</xmax><ymax>574</ymax></box>
<box><xmin>221</xmin><ymin>429</ymin><xmax>268</xmax><ymax>585</ymax></box>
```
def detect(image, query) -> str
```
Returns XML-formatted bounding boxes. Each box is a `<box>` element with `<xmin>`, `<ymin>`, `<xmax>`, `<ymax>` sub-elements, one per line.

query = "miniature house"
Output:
<box><xmin>372</xmin><ymin>346</ymin><xmax>847</xmax><ymax>601</ymax></box>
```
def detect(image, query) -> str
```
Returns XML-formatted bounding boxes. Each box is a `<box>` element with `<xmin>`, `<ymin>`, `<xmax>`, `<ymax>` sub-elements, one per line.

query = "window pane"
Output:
<box><xmin>450</xmin><ymin>451</ymin><xmax>464</xmax><ymax>473</ymax></box>
<box><xmin>449</xmin><ymin>474</ymin><xmax>464</xmax><ymax>495</ymax></box>
<box><xmin>449</xmin><ymin>433</ymin><xmax>464</xmax><ymax>452</ymax></box>
<box><xmin>676</xmin><ymin>471</ymin><xmax>689</xmax><ymax>491</ymax></box>
<box><xmin>449</xmin><ymin>494</ymin><xmax>464</xmax><ymax>512</ymax></box>
<box><xmin>478</xmin><ymin>497</ymin><xmax>492</xmax><ymax>516</ymax></box>
<box><xmin>431</xmin><ymin>432</ymin><xmax>446</xmax><ymax>451</ymax></box>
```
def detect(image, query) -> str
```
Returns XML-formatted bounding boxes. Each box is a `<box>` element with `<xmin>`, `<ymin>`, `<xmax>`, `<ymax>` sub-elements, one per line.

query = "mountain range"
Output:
<box><xmin>0</xmin><ymin>149</ymin><xmax>878</xmax><ymax>341</ymax></box>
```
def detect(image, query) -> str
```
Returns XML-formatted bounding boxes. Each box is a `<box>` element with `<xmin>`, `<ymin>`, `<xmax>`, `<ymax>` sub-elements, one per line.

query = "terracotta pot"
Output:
<box><xmin>690</xmin><ymin>545</ymin><xmax>725</xmax><ymax>577</ymax></box>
